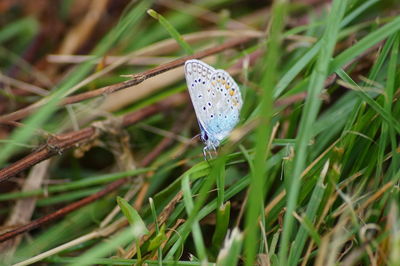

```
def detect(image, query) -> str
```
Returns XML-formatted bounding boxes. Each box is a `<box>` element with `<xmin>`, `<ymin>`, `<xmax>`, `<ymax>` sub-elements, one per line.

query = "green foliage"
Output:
<box><xmin>1</xmin><ymin>0</ymin><xmax>400</xmax><ymax>265</ymax></box>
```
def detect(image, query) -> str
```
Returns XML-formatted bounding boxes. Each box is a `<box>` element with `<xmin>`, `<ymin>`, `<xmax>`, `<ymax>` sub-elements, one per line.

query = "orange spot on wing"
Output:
<box><xmin>229</xmin><ymin>90</ymin><xmax>235</xmax><ymax>96</ymax></box>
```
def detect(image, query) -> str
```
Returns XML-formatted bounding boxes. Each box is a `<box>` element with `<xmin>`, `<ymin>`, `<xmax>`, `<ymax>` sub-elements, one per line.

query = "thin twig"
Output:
<box><xmin>0</xmin><ymin>178</ymin><xmax>126</xmax><ymax>243</ymax></box>
<box><xmin>0</xmin><ymin>94</ymin><xmax>186</xmax><ymax>183</ymax></box>
<box><xmin>0</xmin><ymin>96</ymin><xmax>188</xmax><ymax>243</ymax></box>
<box><xmin>0</xmin><ymin>37</ymin><xmax>253</xmax><ymax>123</ymax></box>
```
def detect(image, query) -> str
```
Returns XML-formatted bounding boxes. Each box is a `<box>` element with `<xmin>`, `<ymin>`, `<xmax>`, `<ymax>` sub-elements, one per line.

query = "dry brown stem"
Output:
<box><xmin>0</xmin><ymin>37</ymin><xmax>254</xmax><ymax>123</ymax></box>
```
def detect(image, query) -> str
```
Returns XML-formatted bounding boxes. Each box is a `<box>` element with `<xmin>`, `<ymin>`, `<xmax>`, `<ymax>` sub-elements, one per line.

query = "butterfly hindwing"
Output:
<box><xmin>208</xmin><ymin>69</ymin><xmax>242</xmax><ymax>137</ymax></box>
<box><xmin>184</xmin><ymin>59</ymin><xmax>243</xmax><ymax>148</ymax></box>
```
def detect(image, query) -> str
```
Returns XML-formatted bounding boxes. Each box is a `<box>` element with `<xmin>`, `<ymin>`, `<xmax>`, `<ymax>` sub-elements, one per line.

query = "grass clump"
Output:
<box><xmin>0</xmin><ymin>1</ymin><xmax>400</xmax><ymax>265</ymax></box>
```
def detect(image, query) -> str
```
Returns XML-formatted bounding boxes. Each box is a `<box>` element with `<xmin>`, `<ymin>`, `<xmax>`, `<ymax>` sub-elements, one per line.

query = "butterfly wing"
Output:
<box><xmin>184</xmin><ymin>59</ymin><xmax>215</xmax><ymax>131</ymax></box>
<box><xmin>205</xmin><ymin>69</ymin><xmax>243</xmax><ymax>141</ymax></box>
<box><xmin>184</xmin><ymin>59</ymin><xmax>243</xmax><ymax>148</ymax></box>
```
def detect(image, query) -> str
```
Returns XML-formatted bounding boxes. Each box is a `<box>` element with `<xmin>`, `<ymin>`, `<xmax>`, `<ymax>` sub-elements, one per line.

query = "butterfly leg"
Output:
<box><xmin>203</xmin><ymin>146</ymin><xmax>208</xmax><ymax>160</ymax></box>
<box><xmin>203</xmin><ymin>146</ymin><xmax>214</xmax><ymax>160</ymax></box>
<box><xmin>210</xmin><ymin>143</ymin><xmax>217</xmax><ymax>158</ymax></box>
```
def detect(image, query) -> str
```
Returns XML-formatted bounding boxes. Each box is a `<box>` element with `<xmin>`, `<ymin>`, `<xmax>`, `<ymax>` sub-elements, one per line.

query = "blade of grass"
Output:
<box><xmin>385</xmin><ymin>33</ymin><xmax>399</xmax><ymax>180</ymax></box>
<box><xmin>0</xmin><ymin>168</ymin><xmax>152</xmax><ymax>201</ymax></box>
<box><xmin>149</xmin><ymin>198</ymin><xmax>163</xmax><ymax>266</ymax></box>
<box><xmin>0</xmin><ymin>17</ymin><xmax>38</xmax><ymax>44</ymax></box>
<box><xmin>216</xmin><ymin>228</ymin><xmax>243</xmax><ymax>266</ymax></box>
<box><xmin>287</xmin><ymin>161</ymin><xmax>328</xmax><ymax>264</ymax></box>
<box><xmin>376</xmin><ymin>33</ymin><xmax>396</xmax><ymax>179</ymax></box>
<box><xmin>181</xmin><ymin>175</ymin><xmax>207</xmax><ymax>263</ymax></box>
<box><xmin>65</xmin><ymin>227</ymin><xmax>137</xmax><ymax>266</ymax></box>
<box><xmin>278</xmin><ymin>1</ymin><xmax>348</xmax><ymax>264</ymax></box>
<box><xmin>336</xmin><ymin>69</ymin><xmax>400</xmax><ymax>133</ymax></box>
<box><xmin>147</xmin><ymin>9</ymin><xmax>194</xmax><ymax>55</ymax></box>
<box><xmin>117</xmin><ymin>197</ymin><xmax>149</xmax><ymax>237</ymax></box>
<box><xmin>36</xmin><ymin>188</ymin><xmax>102</xmax><ymax>206</ymax></box>
<box><xmin>51</xmin><ymin>257</ymin><xmax>211</xmax><ymax>265</ymax></box>
<box><xmin>246</xmin><ymin>0</ymin><xmax>287</xmax><ymax>265</ymax></box>
<box><xmin>273</xmin><ymin>0</ymin><xmax>379</xmax><ymax>98</ymax></box>
<box><xmin>330</xmin><ymin>15</ymin><xmax>400</xmax><ymax>73</ymax></box>
<box><xmin>211</xmin><ymin>201</ymin><xmax>231</xmax><ymax>254</ymax></box>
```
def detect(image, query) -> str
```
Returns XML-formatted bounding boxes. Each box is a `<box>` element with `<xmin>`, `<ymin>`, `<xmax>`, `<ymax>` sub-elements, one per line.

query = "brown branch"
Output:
<box><xmin>0</xmin><ymin>96</ymin><xmax>189</xmax><ymax>243</ymax></box>
<box><xmin>0</xmin><ymin>94</ymin><xmax>186</xmax><ymax>183</ymax></box>
<box><xmin>0</xmin><ymin>178</ymin><xmax>126</xmax><ymax>243</ymax></box>
<box><xmin>0</xmin><ymin>37</ymin><xmax>254</xmax><ymax>123</ymax></box>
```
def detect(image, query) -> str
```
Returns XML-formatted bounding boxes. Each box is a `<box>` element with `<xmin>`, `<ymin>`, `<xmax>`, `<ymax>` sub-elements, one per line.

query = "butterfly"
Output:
<box><xmin>184</xmin><ymin>59</ymin><xmax>243</xmax><ymax>157</ymax></box>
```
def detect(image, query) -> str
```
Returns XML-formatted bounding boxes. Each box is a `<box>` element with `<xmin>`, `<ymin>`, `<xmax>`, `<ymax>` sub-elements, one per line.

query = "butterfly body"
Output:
<box><xmin>184</xmin><ymin>59</ymin><xmax>243</xmax><ymax>155</ymax></box>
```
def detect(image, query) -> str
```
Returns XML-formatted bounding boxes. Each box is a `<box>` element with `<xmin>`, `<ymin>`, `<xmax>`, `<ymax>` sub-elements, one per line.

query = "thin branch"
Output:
<box><xmin>0</xmin><ymin>178</ymin><xmax>127</xmax><ymax>243</ymax></box>
<box><xmin>0</xmin><ymin>94</ymin><xmax>186</xmax><ymax>183</ymax></box>
<box><xmin>0</xmin><ymin>95</ymin><xmax>188</xmax><ymax>243</ymax></box>
<box><xmin>0</xmin><ymin>37</ymin><xmax>253</xmax><ymax>123</ymax></box>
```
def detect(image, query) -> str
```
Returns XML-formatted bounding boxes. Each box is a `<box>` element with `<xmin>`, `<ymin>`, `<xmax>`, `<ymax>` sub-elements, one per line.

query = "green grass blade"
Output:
<box><xmin>336</xmin><ymin>69</ymin><xmax>400</xmax><ymax>133</ymax></box>
<box><xmin>212</xmin><ymin>201</ymin><xmax>231</xmax><ymax>253</ymax></box>
<box><xmin>330</xmin><ymin>15</ymin><xmax>400</xmax><ymax>73</ymax></box>
<box><xmin>149</xmin><ymin>198</ymin><xmax>163</xmax><ymax>265</ymax></box>
<box><xmin>287</xmin><ymin>161</ymin><xmax>328</xmax><ymax>264</ymax></box>
<box><xmin>385</xmin><ymin>33</ymin><xmax>399</xmax><ymax>180</ymax></box>
<box><xmin>216</xmin><ymin>228</ymin><xmax>243</xmax><ymax>266</ymax></box>
<box><xmin>66</xmin><ymin>227</ymin><xmax>137</xmax><ymax>266</ymax></box>
<box><xmin>147</xmin><ymin>9</ymin><xmax>193</xmax><ymax>55</ymax></box>
<box><xmin>0</xmin><ymin>17</ymin><xmax>38</xmax><ymax>44</ymax></box>
<box><xmin>274</xmin><ymin>0</ymin><xmax>378</xmax><ymax>98</ymax></box>
<box><xmin>278</xmin><ymin>1</ymin><xmax>348</xmax><ymax>264</ymax></box>
<box><xmin>182</xmin><ymin>175</ymin><xmax>207</xmax><ymax>263</ymax></box>
<box><xmin>245</xmin><ymin>0</ymin><xmax>287</xmax><ymax>264</ymax></box>
<box><xmin>117</xmin><ymin>197</ymin><xmax>149</xmax><ymax>237</ymax></box>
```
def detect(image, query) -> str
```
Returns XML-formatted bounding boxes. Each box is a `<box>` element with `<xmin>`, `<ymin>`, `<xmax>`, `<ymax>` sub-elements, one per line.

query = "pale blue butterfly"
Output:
<box><xmin>184</xmin><ymin>59</ymin><xmax>243</xmax><ymax>157</ymax></box>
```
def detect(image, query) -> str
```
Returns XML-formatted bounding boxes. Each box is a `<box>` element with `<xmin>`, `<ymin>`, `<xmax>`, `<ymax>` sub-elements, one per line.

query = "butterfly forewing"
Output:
<box><xmin>184</xmin><ymin>60</ymin><xmax>215</xmax><ymax>131</ymax></box>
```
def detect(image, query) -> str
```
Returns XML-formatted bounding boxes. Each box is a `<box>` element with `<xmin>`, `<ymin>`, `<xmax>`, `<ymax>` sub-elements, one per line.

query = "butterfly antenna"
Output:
<box><xmin>204</xmin><ymin>146</ymin><xmax>215</xmax><ymax>163</ymax></box>
<box><xmin>192</xmin><ymin>134</ymin><xmax>201</xmax><ymax>141</ymax></box>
